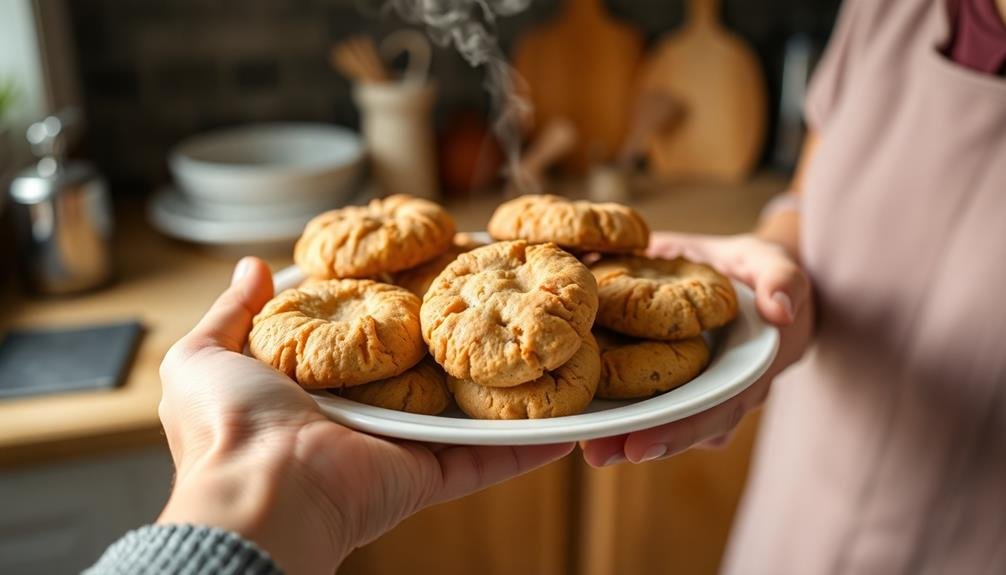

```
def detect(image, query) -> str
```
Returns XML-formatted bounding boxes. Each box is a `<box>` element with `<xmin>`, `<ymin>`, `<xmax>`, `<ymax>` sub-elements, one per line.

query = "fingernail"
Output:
<box><xmin>772</xmin><ymin>291</ymin><xmax>794</xmax><ymax>320</ymax></box>
<box><xmin>639</xmin><ymin>444</ymin><xmax>668</xmax><ymax>463</ymax></box>
<box><xmin>602</xmin><ymin>453</ymin><xmax>626</xmax><ymax>467</ymax></box>
<box><xmin>231</xmin><ymin>257</ymin><xmax>253</xmax><ymax>285</ymax></box>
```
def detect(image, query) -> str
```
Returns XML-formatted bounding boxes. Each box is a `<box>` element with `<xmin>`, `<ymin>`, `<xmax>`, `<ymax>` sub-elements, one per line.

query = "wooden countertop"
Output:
<box><xmin>0</xmin><ymin>174</ymin><xmax>785</xmax><ymax>468</ymax></box>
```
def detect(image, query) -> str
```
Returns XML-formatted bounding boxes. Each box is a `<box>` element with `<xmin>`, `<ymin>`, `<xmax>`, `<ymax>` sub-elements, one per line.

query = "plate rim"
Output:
<box><xmin>148</xmin><ymin>187</ymin><xmax>313</xmax><ymax>244</ymax></box>
<box><xmin>268</xmin><ymin>247</ymin><xmax>780</xmax><ymax>445</ymax></box>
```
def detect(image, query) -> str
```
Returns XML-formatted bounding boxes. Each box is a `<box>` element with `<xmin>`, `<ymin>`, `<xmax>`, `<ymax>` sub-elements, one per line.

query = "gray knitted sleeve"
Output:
<box><xmin>83</xmin><ymin>524</ymin><xmax>282</xmax><ymax>575</ymax></box>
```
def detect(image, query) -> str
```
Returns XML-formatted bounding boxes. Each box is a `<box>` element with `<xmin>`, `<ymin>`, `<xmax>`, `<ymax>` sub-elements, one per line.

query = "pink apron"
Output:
<box><xmin>723</xmin><ymin>1</ymin><xmax>1006</xmax><ymax>573</ymax></box>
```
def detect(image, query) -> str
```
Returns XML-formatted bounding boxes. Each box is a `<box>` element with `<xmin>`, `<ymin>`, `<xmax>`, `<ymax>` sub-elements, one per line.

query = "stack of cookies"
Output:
<box><xmin>250</xmin><ymin>194</ymin><xmax>459</xmax><ymax>415</ymax></box>
<box><xmin>488</xmin><ymin>194</ymin><xmax>737</xmax><ymax>405</ymax></box>
<box><xmin>248</xmin><ymin>192</ymin><xmax>738</xmax><ymax>420</ymax></box>
<box><xmin>423</xmin><ymin>239</ymin><xmax>600</xmax><ymax>419</ymax></box>
<box><xmin>589</xmin><ymin>256</ymin><xmax>736</xmax><ymax>400</ymax></box>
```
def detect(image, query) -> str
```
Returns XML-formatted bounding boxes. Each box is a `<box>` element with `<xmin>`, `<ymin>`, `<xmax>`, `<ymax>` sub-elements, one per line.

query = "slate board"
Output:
<box><xmin>0</xmin><ymin>320</ymin><xmax>144</xmax><ymax>399</ymax></box>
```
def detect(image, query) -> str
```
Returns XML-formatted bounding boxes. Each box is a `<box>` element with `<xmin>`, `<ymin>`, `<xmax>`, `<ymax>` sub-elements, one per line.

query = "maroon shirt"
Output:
<box><xmin>947</xmin><ymin>0</ymin><xmax>1006</xmax><ymax>74</ymax></box>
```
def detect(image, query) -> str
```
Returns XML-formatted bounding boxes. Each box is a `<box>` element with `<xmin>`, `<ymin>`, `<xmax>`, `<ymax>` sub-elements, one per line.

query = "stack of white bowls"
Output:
<box><xmin>149</xmin><ymin>123</ymin><xmax>365</xmax><ymax>247</ymax></box>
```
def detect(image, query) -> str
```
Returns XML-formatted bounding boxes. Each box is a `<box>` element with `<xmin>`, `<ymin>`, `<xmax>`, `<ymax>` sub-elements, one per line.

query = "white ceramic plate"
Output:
<box><xmin>268</xmin><ymin>240</ymin><xmax>779</xmax><ymax>445</ymax></box>
<box><xmin>148</xmin><ymin>187</ymin><xmax>319</xmax><ymax>246</ymax></box>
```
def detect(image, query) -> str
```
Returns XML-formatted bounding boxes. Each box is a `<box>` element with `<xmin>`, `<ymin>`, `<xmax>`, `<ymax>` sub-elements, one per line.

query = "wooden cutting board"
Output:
<box><xmin>638</xmin><ymin>0</ymin><xmax>767</xmax><ymax>183</ymax></box>
<box><xmin>512</xmin><ymin>0</ymin><xmax>643</xmax><ymax>173</ymax></box>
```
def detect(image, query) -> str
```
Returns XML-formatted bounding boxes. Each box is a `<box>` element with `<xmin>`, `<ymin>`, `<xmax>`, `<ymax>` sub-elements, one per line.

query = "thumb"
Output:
<box><xmin>187</xmin><ymin>257</ymin><xmax>275</xmax><ymax>352</ymax></box>
<box><xmin>753</xmin><ymin>259</ymin><xmax>808</xmax><ymax>326</ymax></box>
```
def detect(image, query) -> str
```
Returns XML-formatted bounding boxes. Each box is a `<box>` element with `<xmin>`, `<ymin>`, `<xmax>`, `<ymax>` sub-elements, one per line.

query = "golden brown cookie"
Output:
<box><xmin>448</xmin><ymin>334</ymin><xmax>600</xmax><ymax>419</ymax></box>
<box><xmin>339</xmin><ymin>357</ymin><xmax>451</xmax><ymax>415</ymax></box>
<box><xmin>250</xmin><ymin>279</ymin><xmax>425</xmax><ymax>388</ymax></box>
<box><xmin>422</xmin><ymin>240</ymin><xmax>598</xmax><ymax>388</ymax></box>
<box><xmin>488</xmin><ymin>194</ymin><xmax>650</xmax><ymax>252</ymax></box>
<box><xmin>294</xmin><ymin>194</ymin><xmax>456</xmax><ymax>279</ymax></box>
<box><xmin>591</xmin><ymin>256</ymin><xmax>738</xmax><ymax>340</ymax></box>
<box><xmin>595</xmin><ymin>329</ymin><xmax>710</xmax><ymax>399</ymax></box>
<box><xmin>394</xmin><ymin>233</ymin><xmax>485</xmax><ymax>298</ymax></box>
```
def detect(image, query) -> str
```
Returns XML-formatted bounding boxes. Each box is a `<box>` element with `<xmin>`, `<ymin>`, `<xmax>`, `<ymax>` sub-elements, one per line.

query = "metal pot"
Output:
<box><xmin>8</xmin><ymin>110</ymin><xmax>113</xmax><ymax>294</ymax></box>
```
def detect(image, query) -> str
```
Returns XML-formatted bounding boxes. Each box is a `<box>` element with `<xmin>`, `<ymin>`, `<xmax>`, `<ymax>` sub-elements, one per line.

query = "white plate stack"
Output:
<box><xmin>149</xmin><ymin>123</ymin><xmax>366</xmax><ymax>247</ymax></box>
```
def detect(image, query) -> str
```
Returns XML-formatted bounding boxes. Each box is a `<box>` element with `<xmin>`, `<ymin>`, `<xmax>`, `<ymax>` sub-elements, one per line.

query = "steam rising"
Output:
<box><xmin>385</xmin><ymin>0</ymin><xmax>533</xmax><ymax>190</ymax></box>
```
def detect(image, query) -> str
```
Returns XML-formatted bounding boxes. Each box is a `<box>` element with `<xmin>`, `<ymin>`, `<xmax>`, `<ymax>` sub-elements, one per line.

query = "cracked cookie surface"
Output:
<box><xmin>488</xmin><ymin>194</ymin><xmax>650</xmax><ymax>253</ymax></box>
<box><xmin>448</xmin><ymin>334</ymin><xmax>600</xmax><ymax>419</ymax></box>
<box><xmin>340</xmin><ymin>357</ymin><xmax>450</xmax><ymax>415</ymax></box>
<box><xmin>591</xmin><ymin>256</ymin><xmax>737</xmax><ymax>340</ymax></box>
<box><xmin>394</xmin><ymin>233</ymin><xmax>484</xmax><ymax>298</ymax></box>
<box><xmin>421</xmin><ymin>240</ymin><xmax>598</xmax><ymax>387</ymax></box>
<box><xmin>249</xmin><ymin>279</ymin><xmax>425</xmax><ymax>388</ymax></box>
<box><xmin>595</xmin><ymin>329</ymin><xmax>709</xmax><ymax>399</ymax></box>
<box><xmin>295</xmin><ymin>194</ymin><xmax>456</xmax><ymax>279</ymax></box>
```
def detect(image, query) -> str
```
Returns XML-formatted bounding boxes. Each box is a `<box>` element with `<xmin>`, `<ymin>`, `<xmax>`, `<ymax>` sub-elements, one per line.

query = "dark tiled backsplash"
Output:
<box><xmin>66</xmin><ymin>0</ymin><xmax>838</xmax><ymax>192</ymax></box>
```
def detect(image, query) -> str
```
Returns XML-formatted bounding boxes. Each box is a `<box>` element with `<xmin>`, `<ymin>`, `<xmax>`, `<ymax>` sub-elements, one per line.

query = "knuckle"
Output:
<box><xmin>794</xmin><ymin>268</ymin><xmax>812</xmax><ymax>294</ymax></box>
<box><xmin>507</xmin><ymin>446</ymin><xmax>524</xmax><ymax>475</ymax></box>
<box><xmin>671</xmin><ymin>422</ymin><xmax>698</xmax><ymax>454</ymax></box>
<box><xmin>766</xmin><ymin>259</ymin><xmax>797</xmax><ymax>283</ymax></box>
<box><xmin>465</xmin><ymin>448</ymin><xmax>488</xmax><ymax>488</ymax></box>
<box><xmin>156</xmin><ymin>398</ymin><xmax>170</xmax><ymax>427</ymax></box>
<box><xmin>160</xmin><ymin>336</ymin><xmax>214</xmax><ymax>380</ymax></box>
<box><xmin>728</xmin><ymin>400</ymin><xmax>746</xmax><ymax>430</ymax></box>
<box><xmin>699</xmin><ymin>435</ymin><xmax>730</xmax><ymax>450</ymax></box>
<box><xmin>732</xmin><ymin>233</ymin><xmax>754</xmax><ymax>246</ymax></box>
<box><xmin>159</xmin><ymin>341</ymin><xmax>188</xmax><ymax>379</ymax></box>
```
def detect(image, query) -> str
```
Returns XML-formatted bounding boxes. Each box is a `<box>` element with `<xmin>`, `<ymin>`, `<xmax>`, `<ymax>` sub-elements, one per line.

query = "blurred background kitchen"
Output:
<box><xmin>0</xmin><ymin>0</ymin><xmax>838</xmax><ymax>573</ymax></box>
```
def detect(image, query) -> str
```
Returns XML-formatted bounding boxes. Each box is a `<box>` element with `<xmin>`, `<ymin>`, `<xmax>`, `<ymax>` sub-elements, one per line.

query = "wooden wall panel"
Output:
<box><xmin>341</xmin><ymin>455</ymin><xmax>576</xmax><ymax>575</ymax></box>
<box><xmin>579</xmin><ymin>411</ymin><xmax>762</xmax><ymax>575</ymax></box>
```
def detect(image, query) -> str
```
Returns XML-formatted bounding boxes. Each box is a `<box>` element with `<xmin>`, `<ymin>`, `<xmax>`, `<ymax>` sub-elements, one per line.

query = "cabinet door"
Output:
<box><xmin>340</xmin><ymin>455</ymin><xmax>575</xmax><ymax>575</ymax></box>
<box><xmin>578</xmin><ymin>412</ymin><xmax>761</xmax><ymax>575</ymax></box>
<box><xmin>0</xmin><ymin>447</ymin><xmax>173</xmax><ymax>574</ymax></box>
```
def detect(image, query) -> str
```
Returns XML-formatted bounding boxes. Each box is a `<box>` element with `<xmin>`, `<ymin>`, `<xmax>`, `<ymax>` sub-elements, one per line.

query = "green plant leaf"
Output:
<box><xmin>0</xmin><ymin>77</ymin><xmax>20</xmax><ymax>122</ymax></box>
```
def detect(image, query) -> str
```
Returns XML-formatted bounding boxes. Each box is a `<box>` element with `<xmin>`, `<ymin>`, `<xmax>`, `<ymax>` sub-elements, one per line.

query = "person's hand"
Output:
<box><xmin>580</xmin><ymin>232</ymin><xmax>814</xmax><ymax>466</ymax></box>
<box><xmin>157</xmin><ymin>257</ymin><xmax>574</xmax><ymax>575</ymax></box>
